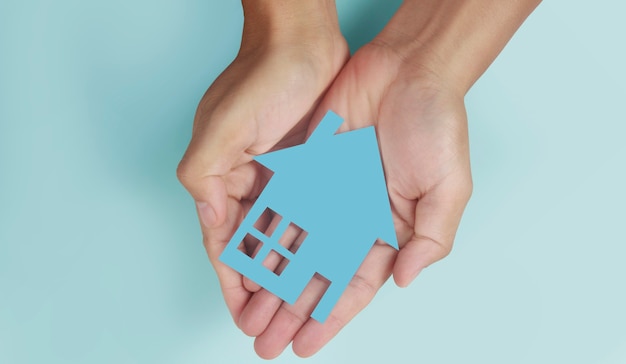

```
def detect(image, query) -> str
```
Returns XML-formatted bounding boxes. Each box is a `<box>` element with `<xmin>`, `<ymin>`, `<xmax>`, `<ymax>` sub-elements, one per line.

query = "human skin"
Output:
<box><xmin>177</xmin><ymin>0</ymin><xmax>541</xmax><ymax>359</ymax></box>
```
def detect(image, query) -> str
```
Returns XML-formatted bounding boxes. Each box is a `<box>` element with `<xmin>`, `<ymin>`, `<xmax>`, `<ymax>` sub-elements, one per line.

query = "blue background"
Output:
<box><xmin>1</xmin><ymin>1</ymin><xmax>625</xmax><ymax>363</ymax></box>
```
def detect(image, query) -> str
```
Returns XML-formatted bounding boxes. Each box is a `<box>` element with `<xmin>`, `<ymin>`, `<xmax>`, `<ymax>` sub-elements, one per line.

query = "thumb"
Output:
<box><xmin>393</xmin><ymin>177</ymin><xmax>472</xmax><ymax>287</ymax></box>
<box><xmin>177</xmin><ymin>117</ymin><xmax>252</xmax><ymax>228</ymax></box>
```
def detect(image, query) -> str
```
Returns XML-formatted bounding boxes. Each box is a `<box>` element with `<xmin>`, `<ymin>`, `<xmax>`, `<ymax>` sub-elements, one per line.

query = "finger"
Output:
<box><xmin>393</xmin><ymin>175</ymin><xmax>472</xmax><ymax>287</ymax></box>
<box><xmin>177</xmin><ymin>105</ymin><xmax>255</xmax><ymax>228</ymax></box>
<box><xmin>241</xmin><ymin>250</ymin><xmax>282</xmax><ymax>293</ymax></box>
<box><xmin>202</xmin><ymin>197</ymin><xmax>253</xmax><ymax>325</ymax></box>
<box><xmin>238</xmin><ymin>288</ymin><xmax>283</xmax><ymax>337</ymax></box>
<box><xmin>291</xmin><ymin>243</ymin><xmax>396</xmax><ymax>357</ymax></box>
<box><xmin>253</xmin><ymin>273</ymin><xmax>332</xmax><ymax>360</ymax></box>
<box><xmin>223</xmin><ymin>162</ymin><xmax>273</xmax><ymax>202</ymax></box>
<box><xmin>243</xmin><ymin>230</ymin><xmax>304</xmax><ymax>292</ymax></box>
<box><xmin>241</xmin><ymin>211</ymin><xmax>285</xmax><ymax>292</ymax></box>
<box><xmin>242</xmin><ymin>272</ymin><xmax>262</xmax><ymax>293</ymax></box>
<box><xmin>239</xmin><ymin>224</ymin><xmax>307</xmax><ymax>335</ymax></box>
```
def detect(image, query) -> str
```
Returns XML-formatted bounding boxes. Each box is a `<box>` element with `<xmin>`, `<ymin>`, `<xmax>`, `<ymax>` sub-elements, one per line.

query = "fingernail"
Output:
<box><xmin>196</xmin><ymin>201</ymin><xmax>217</xmax><ymax>227</ymax></box>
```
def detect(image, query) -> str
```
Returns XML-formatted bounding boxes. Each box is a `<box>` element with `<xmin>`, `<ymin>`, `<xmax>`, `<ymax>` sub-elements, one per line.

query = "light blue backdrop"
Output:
<box><xmin>1</xmin><ymin>1</ymin><xmax>624</xmax><ymax>363</ymax></box>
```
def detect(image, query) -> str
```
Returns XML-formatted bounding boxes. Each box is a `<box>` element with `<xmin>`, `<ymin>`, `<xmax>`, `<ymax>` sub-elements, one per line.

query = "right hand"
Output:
<box><xmin>176</xmin><ymin>0</ymin><xmax>348</xmax><ymax>342</ymax></box>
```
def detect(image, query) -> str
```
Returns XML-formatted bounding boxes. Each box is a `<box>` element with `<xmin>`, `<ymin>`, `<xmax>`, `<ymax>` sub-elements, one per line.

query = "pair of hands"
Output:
<box><xmin>177</xmin><ymin>3</ymin><xmax>473</xmax><ymax>358</ymax></box>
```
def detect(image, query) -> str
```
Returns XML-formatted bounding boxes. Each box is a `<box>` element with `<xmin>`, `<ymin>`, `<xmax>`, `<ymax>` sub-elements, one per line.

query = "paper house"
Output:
<box><xmin>219</xmin><ymin>111</ymin><xmax>398</xmax><ymax>323</ymax></box>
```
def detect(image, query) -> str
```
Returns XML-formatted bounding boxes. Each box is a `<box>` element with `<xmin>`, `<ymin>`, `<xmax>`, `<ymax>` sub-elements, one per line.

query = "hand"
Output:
<box><xmin>178</xmin><ymin>0</ymin><xmax>539</xmax><ymax>359</ymax></box>
<box><xmin>238</xmin><ymin>43</ymin><xmax>472</xmax><ymax>358</ymax></box>
<box><xmin>176</xmin><ymin>0</ymin><xmax>348</xmax><ymax>340</ymax></box>
<box><xmin>315</xmin><ymin>42</ymin><xmax>474</xmax><ymax>288</ymax></box>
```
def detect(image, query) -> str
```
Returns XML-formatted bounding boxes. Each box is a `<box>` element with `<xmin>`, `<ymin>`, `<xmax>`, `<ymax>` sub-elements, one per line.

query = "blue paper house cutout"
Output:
<box><xmin>219</xmin><ymin>111</ymin><xmax>398</xmax><ymax>323</ymax></box>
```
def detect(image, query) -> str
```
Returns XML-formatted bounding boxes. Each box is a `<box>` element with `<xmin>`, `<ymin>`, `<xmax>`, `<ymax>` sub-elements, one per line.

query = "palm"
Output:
<box><xmin>324</xmin><ymin>45</ymin><xmax>470</xmax><ymax>251</ymax></box>
<box><xmin>240</xmin><ymin>44</ymin><xmax>472</xmax><ymax>358</ymax></box>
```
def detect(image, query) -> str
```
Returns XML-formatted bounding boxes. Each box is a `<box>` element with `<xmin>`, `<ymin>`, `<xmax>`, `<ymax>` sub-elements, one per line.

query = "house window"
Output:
<box><xmin>278</xmin><ymin>222</ymin><xmax>308</xmax><ymax>254</ymax></box>
<box><xmin>239</xmin><ymin>206</ymin><xmax>308</xmax><ymax>277</ymax></box>
<box><xmin>262</xmin><ymin>249</ymin><xmax>290</xmax><ymax>276</ymax></box>
<box><xmin>253</xmin><ymin>207</ymin><xmax>282</xmax><ymax>238</ymax></box>
<box><xmin>237</xmin><ymin>233</ymin><xmax>263</xmax><ymax>259</ymax></box>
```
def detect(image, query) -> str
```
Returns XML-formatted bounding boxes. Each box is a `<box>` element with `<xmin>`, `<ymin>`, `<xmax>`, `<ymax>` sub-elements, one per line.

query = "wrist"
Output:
<box><xmin>240</xmin><ymin>0</ymin><xmax>342</xmax><ymax>53</ymax></box>
<box><xmin>237</xmin><ymin>0</ymin><xmax>347</xmax><ymax>86</ymax></box>
<box><xmin>372</xmin><ymin>0</ymin><xmax>541</xmax><ymax>96</ymax></box>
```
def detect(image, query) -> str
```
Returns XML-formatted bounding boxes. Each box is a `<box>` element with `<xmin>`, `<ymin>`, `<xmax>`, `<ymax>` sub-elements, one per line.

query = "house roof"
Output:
<box><xmin>253</xmin><ymin>111</ymin><xmax>398</xmax><ymax>249</ymax></box>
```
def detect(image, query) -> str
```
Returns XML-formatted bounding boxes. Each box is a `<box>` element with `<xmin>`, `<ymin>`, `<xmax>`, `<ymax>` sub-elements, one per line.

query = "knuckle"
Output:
<box><xmin>326</xmin><ymin>312</ymin><xmax>347</xmax><ymax>333</ymax></box>
<box><xmin>418</xmin><ymin>234</ymin><xmax>453</xmax><ymax>260</ymax></box>
<box><xmin>440</xmin><ymin>241</ymin><xmax>453</xmax><ymax>258</ymax></box>
<box><xmin>348</xmin><ymin>274</ymin><xmax>377</xmax><ymax>300</ymax></box>
<box><xmin>280</xmin><ymin>304</ymin><xmax>308</xmax><ymax>326</ymax></box>
<box><xmin>176</xmin><ymin>156</ymin><xmax>198</xmax><ymax>187</ymax></box>
<box><xmin>175</xmin><ymin>161</ymin><xmax>188</xmax><ymax>184</ymax></box>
